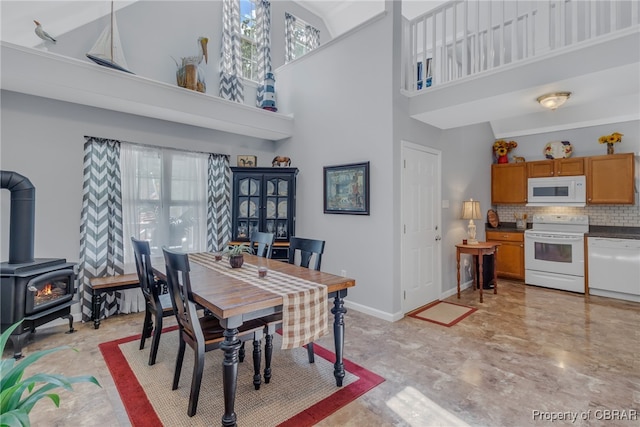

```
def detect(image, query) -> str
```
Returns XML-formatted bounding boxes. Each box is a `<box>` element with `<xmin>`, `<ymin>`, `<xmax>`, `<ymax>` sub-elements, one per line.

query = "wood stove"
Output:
<box><xmin>1</xmin><ymin>170</ymin><xmax>77</xmax><ymax>358</ymax></box>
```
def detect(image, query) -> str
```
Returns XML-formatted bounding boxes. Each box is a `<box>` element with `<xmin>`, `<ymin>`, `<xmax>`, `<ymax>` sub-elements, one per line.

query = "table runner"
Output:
<box><xmin>188</xmin><ymin>252</ymin><xmax>329</xmax><ymax>350</ymax></box>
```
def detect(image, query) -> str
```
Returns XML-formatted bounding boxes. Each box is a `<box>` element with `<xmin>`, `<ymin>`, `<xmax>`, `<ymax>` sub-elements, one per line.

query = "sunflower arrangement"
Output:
<box><xmin>598</xmin><ymin>132</ymin><xmax>623</xmax><ymax>144</ymax></box>
<box><xmin>493</xmin><ymin>140</ymin><xmax>518</xmax><ymax>159</ymax></box>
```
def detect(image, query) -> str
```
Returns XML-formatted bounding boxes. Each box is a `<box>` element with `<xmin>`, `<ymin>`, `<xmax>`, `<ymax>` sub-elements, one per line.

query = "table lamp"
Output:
<box><xmin>461</xmin><ymin>199</ymin><xmax>481</xmax><ymax>244</ymax></box>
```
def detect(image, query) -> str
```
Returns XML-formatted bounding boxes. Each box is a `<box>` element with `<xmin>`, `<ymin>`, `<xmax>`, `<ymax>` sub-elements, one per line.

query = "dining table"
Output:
<box><xmin>153</xmin><ymin>252</ymin><xmax>356</xmax><ymax>427</ymax></box>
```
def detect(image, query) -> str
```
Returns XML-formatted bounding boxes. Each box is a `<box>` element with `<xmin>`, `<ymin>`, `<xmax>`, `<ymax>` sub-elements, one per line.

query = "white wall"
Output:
<box><xmin>0</xmin><ymin>91</ymin><xmax>275</xmax><ymax>264</ymax></box>
<box><xmin>275</xmin><ymin>8</ymin><xmax>397</xmax><ymax>316</ymax></box>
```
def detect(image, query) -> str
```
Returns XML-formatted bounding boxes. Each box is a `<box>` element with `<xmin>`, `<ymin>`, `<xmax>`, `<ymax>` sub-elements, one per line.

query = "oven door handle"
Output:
<box><xmin>526</xmin><ymin>233</ymin><xmax>584</xmax><ymax>241</ymax></box>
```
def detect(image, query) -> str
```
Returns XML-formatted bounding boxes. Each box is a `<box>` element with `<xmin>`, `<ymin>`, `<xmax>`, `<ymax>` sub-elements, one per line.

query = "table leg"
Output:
<box><xmin>93</xmin><ymin>293</ymin><xmax>102</xmax><ymax>329</ymax></box>
<box><xmin>220</xmin><ymin>327</ymin><xmax>241</xmax><ymax>427</ymax></box>
<box><xmin>331</xmin><ymin>290</ymin><xmax>348</xmax><ymax>387</ymax></box>
<box><xmin>456</xmin><ymin>249</ymin><xmax>461</xmax><ymax>299</ymax></box>
<box><xmin>478</xmin><ymin>255</ymin><xmax>484</xmax><ymax>303</ymax></box>
<box><xmin>493</xmin><ymin>249</ymin><xmax>498</xmax><ymax>295</ymax></box>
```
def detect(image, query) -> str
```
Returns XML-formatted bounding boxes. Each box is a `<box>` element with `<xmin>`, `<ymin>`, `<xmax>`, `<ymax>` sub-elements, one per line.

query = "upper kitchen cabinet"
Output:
<box><xmin>527</xmin><ymin>158</ymin><xmax>585</xmax><ymax>178</ymax></box>
<box><xmin>586</xmin><ymin>153</ymin><xmax>635</xmax><ymax>204</ymax></box>
<box><xmin>491</xmin><ymin>163</ymin><xmax>527</xmax><ymax>204</ymax></box>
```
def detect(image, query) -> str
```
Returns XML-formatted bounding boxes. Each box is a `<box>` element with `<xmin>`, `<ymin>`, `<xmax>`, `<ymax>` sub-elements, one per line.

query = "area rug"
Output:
<box><xmin>99</xmin><ymin>327</ymin><xmax>384</xmax><ymax>426</ymax></box>
<box><xmin>408</xmin><ymin>301</ymin><xmax>477</xmax><ymax>327</ymax></box>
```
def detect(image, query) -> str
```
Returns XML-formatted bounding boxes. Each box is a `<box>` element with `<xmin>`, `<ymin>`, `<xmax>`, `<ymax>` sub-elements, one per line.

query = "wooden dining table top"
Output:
<box><xmin>153</xmin><ymin>253</ymin><xmax>356</xmax><ymax>322</ymax></box>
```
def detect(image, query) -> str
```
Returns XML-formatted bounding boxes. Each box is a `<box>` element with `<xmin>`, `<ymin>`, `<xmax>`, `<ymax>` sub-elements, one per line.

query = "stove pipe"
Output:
<box><xmin>1</xmin><ymin>171</ymin><xmax>35</xmax><ymax>264</ymax></box>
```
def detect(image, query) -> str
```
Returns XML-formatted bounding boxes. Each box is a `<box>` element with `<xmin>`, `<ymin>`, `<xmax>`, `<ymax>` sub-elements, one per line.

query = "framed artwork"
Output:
<box><xmin>237</xmin><ymin>155</ymin><xmax>257</xmax><ymax>167</ymax></box>
<box><xmin>323</xmin><ymin>161</ymin><xmax>370</xmax><ymax>215</ymax></box>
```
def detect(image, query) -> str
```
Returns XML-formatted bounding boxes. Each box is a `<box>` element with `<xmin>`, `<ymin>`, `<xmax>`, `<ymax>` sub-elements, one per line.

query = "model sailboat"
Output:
<box><xmin>86</xmin><ymin>2</ymin><xmax>133</xmax><ymax>74</ymax></box>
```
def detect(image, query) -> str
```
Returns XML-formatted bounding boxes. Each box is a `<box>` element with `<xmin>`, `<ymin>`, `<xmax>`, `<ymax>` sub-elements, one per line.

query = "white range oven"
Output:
<box><xmin>524</xmin><ymin>214</ymin><xmax>589</xmax><ymax>293</ymax></box>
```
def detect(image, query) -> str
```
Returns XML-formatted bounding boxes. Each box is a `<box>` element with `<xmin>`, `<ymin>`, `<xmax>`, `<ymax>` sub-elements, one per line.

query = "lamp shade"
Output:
<box><xmin>461</xmin><ymin>199</ymin><xmax>481</xmax><ymax>220</ymax></box>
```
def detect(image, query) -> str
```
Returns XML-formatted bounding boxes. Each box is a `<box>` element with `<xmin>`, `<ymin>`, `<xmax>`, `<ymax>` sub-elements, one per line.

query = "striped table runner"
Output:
<box><xmin>188</xmin><ymin>252</ymin><xmax>329</xmax><ymax>350</ymax></box>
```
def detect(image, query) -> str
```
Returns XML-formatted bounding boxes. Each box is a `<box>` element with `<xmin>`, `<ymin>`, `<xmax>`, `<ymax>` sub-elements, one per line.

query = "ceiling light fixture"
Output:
<box><xmin>537</xmin><ymin>92</ymin><xmax>572</xmax><ymax>110</ymax></box>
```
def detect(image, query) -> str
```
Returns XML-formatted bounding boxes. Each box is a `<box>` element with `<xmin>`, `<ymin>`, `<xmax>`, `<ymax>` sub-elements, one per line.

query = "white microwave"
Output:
<box><xmin>527</xmin><ymin>176</ymin><xmax>586</xmax><ymax>207</ymax></box>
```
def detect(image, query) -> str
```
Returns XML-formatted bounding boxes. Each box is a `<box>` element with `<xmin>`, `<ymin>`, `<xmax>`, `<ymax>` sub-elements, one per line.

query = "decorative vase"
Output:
<box><xmin>607</xmin><ymin>143</ymin><xmax>615</xmax><ymax>155</ymax></box>
<box><xmin>229</xmin><ymin>255</ymin><xmax>244</xmax><ymax>268</ymax></box>
<box><xmin>498</xmin><ymin>155</ymin><xmax>509</xmax><ymax>164</ymax></box>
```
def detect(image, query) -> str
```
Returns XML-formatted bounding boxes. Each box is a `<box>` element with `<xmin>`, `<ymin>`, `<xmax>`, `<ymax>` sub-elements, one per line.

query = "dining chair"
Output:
<box><xmin>162</xmin><ymin>247</ymin><xmax>266</xmax><ymax>417</ymax></box>
<box><xmin>249</xmin><ymin>230</ymin><xmax>275</xmax><ymax>258</ymax></box>
<box><xmin>260</xmin><ymin>236</ymin><xmax>326</xmax><ymax>383</ymax></box>
<box><xmin>131</xmin><ymin>237</ymin><xmax>174</xmax><ymax>366</ymax></box>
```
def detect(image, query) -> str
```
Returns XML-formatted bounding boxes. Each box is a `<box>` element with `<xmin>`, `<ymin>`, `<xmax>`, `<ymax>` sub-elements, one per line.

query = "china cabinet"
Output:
<box><xmin>231</xmin><ymin>167</ymin><xmax>298</xmax><ymax>260</ymax></box>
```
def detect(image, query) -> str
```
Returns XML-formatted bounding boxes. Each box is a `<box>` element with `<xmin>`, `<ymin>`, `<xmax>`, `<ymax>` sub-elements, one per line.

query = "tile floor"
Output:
<box><xmin>4</xmin><ymin>280</ymin><xmax>639</xmax><ymax>426</ymax></box>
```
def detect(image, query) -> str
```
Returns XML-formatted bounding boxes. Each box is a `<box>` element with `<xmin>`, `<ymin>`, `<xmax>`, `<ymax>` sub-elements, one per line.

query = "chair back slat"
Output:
<box><xmin>162</xmin><ymin>247</ymin><xmax>203</xmax><ymax>344</ymax></box>
<box><xmin>131</xmin><ymin>237</ymin><xmax>160</xmax><ymax>300</ymax></box>
<box><xmin>249</xmin><ymin>231</ymin><xmax>275</xmax><ymax>258</ymax></box>
<box><xmin>288</xmin><ymin>236</ymin><xmax>325</xmax><ymax>271</ymax></box>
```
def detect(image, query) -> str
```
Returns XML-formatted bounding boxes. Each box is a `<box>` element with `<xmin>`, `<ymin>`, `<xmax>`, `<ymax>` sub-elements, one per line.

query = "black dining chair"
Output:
<box><xmin>260</xmin><ymin>236</ymin><xmax>326</xmax><ymax>383</ymax></box>
<box><xmin>249</xmin><ymin>230</ymin><xmax>275</xmax><ymax>258</ymax></box>
<box><xmin>131</xmin><ymin>237</ymin><xmax>174</xmax><ymax>366</ymax></box>
<box><xmin>162</xmin><ymin>247</ymin><xmax>266</xmax><ymax>417</ymax></box>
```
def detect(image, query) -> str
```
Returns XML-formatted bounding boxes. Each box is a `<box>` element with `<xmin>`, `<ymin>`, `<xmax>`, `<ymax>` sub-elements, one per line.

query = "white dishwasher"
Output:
<box><xmin>588</xmin><ymin>237</ymin><xmax>640</xmax><ymax>302</ymax></box>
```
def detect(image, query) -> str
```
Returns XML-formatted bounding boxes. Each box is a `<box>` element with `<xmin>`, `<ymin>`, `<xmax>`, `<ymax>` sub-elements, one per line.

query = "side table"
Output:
<box><xmin>456</xmin><ymin>242</ymin><xmax>500</xmax><ymax>303</ymax></box>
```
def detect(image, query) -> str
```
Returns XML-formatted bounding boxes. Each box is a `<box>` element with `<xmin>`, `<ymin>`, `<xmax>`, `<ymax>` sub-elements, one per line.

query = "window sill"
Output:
<box><xmin>1</xmin><ymin>41</ymin><xmax>293</xmax><ymax>141</ymax></box>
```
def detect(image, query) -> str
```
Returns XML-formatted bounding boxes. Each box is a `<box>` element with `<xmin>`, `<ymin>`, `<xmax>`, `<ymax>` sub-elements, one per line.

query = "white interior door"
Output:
<box><xmin>401</xmin><ymin>142</ymin><xmax>442</xmax><ymax>313</ymax></box>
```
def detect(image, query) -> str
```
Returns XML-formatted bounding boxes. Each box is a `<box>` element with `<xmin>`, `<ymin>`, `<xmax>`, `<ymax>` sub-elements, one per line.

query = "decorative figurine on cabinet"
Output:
<box><xmin>272</xmin><ymin>156</ymin><xmax>291</xmax><ymax>167</ymax></box>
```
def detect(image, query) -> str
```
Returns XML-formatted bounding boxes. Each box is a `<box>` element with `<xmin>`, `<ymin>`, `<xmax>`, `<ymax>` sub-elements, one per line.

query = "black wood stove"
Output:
<box><xmin>1</xmin><ymin>171</ymin><xmax>77</xmax><ymax>358</ymax></box>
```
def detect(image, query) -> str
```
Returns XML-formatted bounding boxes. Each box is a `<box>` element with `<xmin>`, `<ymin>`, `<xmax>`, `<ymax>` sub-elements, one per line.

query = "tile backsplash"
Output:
<box><xmin>497</xmin><ymin>203</ymin><xmax>640</xmax><ymax>227</ymax></box>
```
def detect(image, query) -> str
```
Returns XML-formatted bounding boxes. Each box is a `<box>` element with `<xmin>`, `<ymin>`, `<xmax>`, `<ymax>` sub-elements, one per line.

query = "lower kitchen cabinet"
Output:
<box><xmin>486</xmin><ymin>230</ymin><xmax>525</xmax><ymax>280</ymax></box>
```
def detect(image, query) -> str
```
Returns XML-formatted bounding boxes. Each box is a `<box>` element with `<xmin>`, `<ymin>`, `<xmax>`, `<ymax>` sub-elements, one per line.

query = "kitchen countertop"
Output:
<box><xmin>485</xmin><ymin>222</ymin><xmax>528</xmax><ymax>233</ymax></box>
<box><xmin>485</xmin><ymin>224</ymin><xmax>640</xmax><ymax>239</ymax></box>
<box><xmin>586</xmin><ymin>226</ymin><xmax>640</xmax><ymax>240</ymax></box>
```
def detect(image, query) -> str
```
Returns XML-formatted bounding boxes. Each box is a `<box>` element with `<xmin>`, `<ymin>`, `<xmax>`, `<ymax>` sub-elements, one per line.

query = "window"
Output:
<box><xmin>121</xmin><ymin>144</ymin><xmax>209</xmax><ymax>261</ymax></box>
<box><xmin>240</xmin><ymin>0</ymin><xmax>258</xmax><ymax>81</ymax></box>
<box><xmin>285</xmin><ymin>13</ymin><xmax>320</xmax><ymax>63</ymax></box>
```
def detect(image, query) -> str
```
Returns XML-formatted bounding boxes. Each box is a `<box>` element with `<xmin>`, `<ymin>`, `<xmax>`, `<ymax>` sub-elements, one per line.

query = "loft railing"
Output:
<box><xmin>403</xmin><ymin>0</ymin><xmax>640</xmax><ymax>92</ymax></box>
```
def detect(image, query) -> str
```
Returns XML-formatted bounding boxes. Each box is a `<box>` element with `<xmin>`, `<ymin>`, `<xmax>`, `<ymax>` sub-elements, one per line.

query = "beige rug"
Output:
<box><xmin>408</xmin><ymin>301</ymin><xmax>477</xmax><ymax>327</ymax></box>
<box><xmin>99</xmin><ymin>327</ymin><xmax>384</xmax><ymax>426</ymax></box>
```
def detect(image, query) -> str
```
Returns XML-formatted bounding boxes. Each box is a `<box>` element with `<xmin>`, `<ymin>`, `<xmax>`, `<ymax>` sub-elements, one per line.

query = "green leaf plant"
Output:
<box><xmin>0</xmin><ymin>321</ymin><xmax>100</xmax><ymax>426</ymax></box>
<box><xmin>222</xmin><ymin>242</ymin><xmax>253</xmax><ymax>257</ymax></box>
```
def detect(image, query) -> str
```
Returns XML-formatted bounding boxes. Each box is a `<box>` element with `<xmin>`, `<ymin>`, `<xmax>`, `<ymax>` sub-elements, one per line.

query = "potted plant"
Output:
<box><xmin>0</xmin><ymin>321</ymin><xmax>100</xmax><ymax>426</ymax></box>
<box><xmin>222</xmin><ymin>243</ymin><xmax>253</xmax><ymax>268</ymax></box>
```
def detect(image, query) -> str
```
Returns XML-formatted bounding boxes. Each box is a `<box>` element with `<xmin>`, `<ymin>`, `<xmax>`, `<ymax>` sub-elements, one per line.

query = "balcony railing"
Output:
<box><xmin>403</xmin><ymin>0</ymin><xmax>640</xmax><ymax>92</ymax></box>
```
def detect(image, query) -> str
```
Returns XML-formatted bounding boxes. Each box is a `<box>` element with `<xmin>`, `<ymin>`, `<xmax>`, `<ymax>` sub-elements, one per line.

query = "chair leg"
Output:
<box><xmin>172</xmin><ymin>335</ymin><xmax>186</xmax><ymax>391</ymax></box>
<box><xmin>187</xmin><ymin>347</ymin><xmax>205</xmax><ymax>417</ymax></box>
<box><xmin>264</xmin><ymin>334</ymin><xmax>273</xmax><ymax>384</ymax></box>
<box><xmin>148</xmin><ymin>312</ymin><xmax>163</xmax><ymax>366</ymax></box>
<box><xmin>139</xmin><ymin>307</ymin><xmax>153</xmax><ymax>350</ymax></box>
<box><xmin>252</xmin><ymin>338</ymin><xmax>262</xmax><ymax>390</ymax></box>
<box><xmin>306</xmin><ymin>342</ymin><xmax>315</xmax><ymax>364</ymax></box>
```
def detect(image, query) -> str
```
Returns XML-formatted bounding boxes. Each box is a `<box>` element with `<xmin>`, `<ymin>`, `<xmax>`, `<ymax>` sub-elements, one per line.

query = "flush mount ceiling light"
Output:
<box><xmin>537</xmin><ymin>92</ymin><xmax>572</xmax><ymax>110</ymax></box>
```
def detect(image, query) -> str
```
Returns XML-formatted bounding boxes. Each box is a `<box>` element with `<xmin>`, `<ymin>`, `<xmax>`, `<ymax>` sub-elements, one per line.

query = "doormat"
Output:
<box><xmin>99</xmin><ymin>326</ymin><xmax>384</xmax><ymax>426</ymax></box>
<box><xmin>408</xmin><ymin>301</ymin><xmax>477</xmax><ymax>327</ymax></box>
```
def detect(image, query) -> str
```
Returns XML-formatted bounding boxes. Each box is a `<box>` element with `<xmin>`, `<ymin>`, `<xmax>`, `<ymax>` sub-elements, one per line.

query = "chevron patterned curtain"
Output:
<box><xmin>78</xmin><ymin>137</ymin><xmax>126</xmax><ymax>322</ymax></box>
<box><xmin>305</xmin><ymin>23</ymin><xmax>320</xmax><ymax>51</ymax></box>
<box><xmin>220</xmin><ymin>0</ymin><xmax>244</xmax><ymax>102</ymax></box>
<box><xmin>284</xmin><ymin>12</ymin><xmax>296</xmax><ymax>63</ymax></box>
<box><xmin>206</xmin><ymin>154</ymin><xmax>232</xmax><ymax>251</ymax></box>
<box><xmin>255</xmin><ymin>0</ymin><xmax>272</xmax><ymax>107</ymax></box>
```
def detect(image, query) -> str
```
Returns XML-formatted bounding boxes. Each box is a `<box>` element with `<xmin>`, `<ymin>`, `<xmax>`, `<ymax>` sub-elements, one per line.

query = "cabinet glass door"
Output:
<box><xmin>236</xmin><ymin>177</ymin><xmax>261</xmax><ymax>240</ymax></box>
<box><xmin>265</xmin><ymin>177</ymin><xmax>289</xmax><ymax>240</ymax></box>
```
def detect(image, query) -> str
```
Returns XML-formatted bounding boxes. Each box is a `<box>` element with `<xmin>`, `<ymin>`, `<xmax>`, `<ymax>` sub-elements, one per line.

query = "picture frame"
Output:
<box><xmin>323</xmin><ymin>161</ymin><xmax>370</xmax><ymax>215</ymax></box>
<box><xmin>237</xmin><ymin>155</ymin><xmax>257</xmax><ymax>167</ymax></box>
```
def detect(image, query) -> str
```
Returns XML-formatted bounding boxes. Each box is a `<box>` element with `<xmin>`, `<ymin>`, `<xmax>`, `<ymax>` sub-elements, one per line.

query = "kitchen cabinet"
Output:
<box><xmin>486</xmin><ymin>230</ymin><xmax>525</xmax><ymax>280</ymax></box>
<box><xmin>586</xmin><ymin>153</ymin><xmax>635</xmax><ymax>204</ymax></box>
<box><xmin>527</xmin><ymin>158</ymin><xmax>584</xmax><ymax>178</ymax></box>
<box><xmin>231</xmin><ymin>167</ymin><xmax>298</xmax><ymax>260</ymax></box>
<box><xmin>491</xmin><ymin>163</ymin><xmax>527</xmax><ymax>204</ymax></box>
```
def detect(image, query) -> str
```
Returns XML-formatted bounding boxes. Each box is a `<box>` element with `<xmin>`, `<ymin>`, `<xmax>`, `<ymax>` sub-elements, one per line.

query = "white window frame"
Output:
<box><xmin>240</xmin><ymin>0</ymin><xmax>259</xmax><ymax>82</ymax></box>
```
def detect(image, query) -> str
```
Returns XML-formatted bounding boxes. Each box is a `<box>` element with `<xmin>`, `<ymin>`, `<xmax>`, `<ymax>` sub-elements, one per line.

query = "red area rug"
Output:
<box><xmin>408</xmin><ymin>301</ymin><xmax>477</xmax><ymax>327</ymax></box>
<box><xmin>99</xmin><ymin>326</ymin><xmax>384</xmax><ymax>426</ymax></box>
